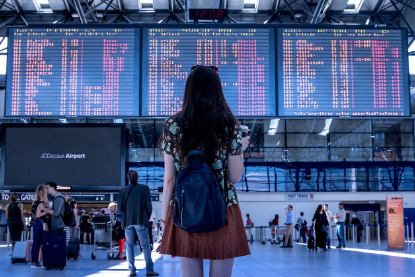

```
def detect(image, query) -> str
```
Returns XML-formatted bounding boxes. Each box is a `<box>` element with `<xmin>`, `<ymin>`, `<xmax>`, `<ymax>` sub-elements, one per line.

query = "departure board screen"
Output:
<box><xmin>142</xmin><ymin>27</ymin><xmax>276</xmax><ymax>116</ymax></box>
<box><xmin>6</xmin><ymin>27</ymin><xmax>139</xmax><ymax>116</ymax></box>
<box><xmin>277</xmin><ymin>28</ymin><xmax>410</xmax><ymax>117</ymax></box>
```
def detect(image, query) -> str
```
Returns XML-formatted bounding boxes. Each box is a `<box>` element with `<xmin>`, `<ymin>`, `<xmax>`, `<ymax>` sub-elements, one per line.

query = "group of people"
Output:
<box><xmin>242</xmin><ymin>202</ymin><xmax>348</xmax><ymax>251</ymax></box>
<box><xmin>311</xmin><ymin>203</ymin><xmax>347</xmax><ymax>251</ymax></box>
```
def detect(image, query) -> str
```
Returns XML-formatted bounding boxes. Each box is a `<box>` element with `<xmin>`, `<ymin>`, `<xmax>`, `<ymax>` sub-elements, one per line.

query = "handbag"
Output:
<box><xmin>322</xmin><ymin>225</ymin><xmax>329</xmax><ymax>233</ymax></box>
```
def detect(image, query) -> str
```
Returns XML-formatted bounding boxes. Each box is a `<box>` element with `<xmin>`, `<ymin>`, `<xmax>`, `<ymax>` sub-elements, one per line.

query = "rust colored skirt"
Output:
<box><xmin>159</xmin><ymin>204</ymin><xmax>251</xmax><ymax>260</ymax></box>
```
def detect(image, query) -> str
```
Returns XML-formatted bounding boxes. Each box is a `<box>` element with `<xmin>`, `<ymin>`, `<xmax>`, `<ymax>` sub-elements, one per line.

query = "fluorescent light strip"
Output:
<box><xmin>318</xmin><ymin>118</ymin><xmax>332</xmax><ymax>136</ymax></box>
<box><xmin>267</xmin><ymin>119</ymin><xmax>280</xmax><ymax>135</ymax></box>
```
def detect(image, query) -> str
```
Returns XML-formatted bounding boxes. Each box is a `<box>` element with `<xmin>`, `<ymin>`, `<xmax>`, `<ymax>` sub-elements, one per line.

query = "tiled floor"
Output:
<box><xmin>1</xmin><ymin>241</ymin><xmax>415</xmax><ymax>277</ymax></box>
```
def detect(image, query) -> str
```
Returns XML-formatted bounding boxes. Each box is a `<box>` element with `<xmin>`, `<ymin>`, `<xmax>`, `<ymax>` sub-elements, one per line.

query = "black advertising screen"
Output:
<box><xmin>142</xmin><ymin>27</ymin><xmax>276</xmax><ymax>116</ymax></box>
<box><xmin>277</xmin><ymin>28</ymin><xmax>410</xmax><ymax>117</ymax></box>
<box><xmin>0</xmin><ymin>124</ymin><xmax>126</xmax><ymax>190</ymax></box>
<box><xmin>6</xmin><ymin>27</ymin><xmax>139</xmax><ymax>116</ymax></box>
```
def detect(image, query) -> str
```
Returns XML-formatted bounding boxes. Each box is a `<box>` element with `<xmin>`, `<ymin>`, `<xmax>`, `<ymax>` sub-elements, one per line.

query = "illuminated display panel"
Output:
<box><xmin>6</xmin><ymin>27</ymin><xmax>139</xmax><ymax>116</ymax></box>
<box><xmin>142</xmin><ymin>27</ymin><xmax>276</xmax><ymax>116</ymax></box>
<box><xmin>277</xmin><ymin>28</ymin><xmax>410</xmax><ymax>117</ymax></box>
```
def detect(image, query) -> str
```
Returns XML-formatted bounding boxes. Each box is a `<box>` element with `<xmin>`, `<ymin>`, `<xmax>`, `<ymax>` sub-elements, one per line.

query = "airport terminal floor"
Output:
<box><xmin>2</xmin><ymin>241</ymin><xmax>415</xmax><ymax>277</ymax></box>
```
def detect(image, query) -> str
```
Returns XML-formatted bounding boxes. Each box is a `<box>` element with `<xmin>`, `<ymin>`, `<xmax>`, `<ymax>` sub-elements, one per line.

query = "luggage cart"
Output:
<box><xmin>90</xmin><ymin>222</ymin><xmax>118</xmax><ymax>260</ymax></box>
<box><xmin>261</xmin><ymin>225</ymin><xmax>278</xmax><ymax>244</ymax></box>
<box><xmin>245</xmin><ymin>227</ymin><xmax>254</xmax><ymax>244</ymax></box>
<box><xmin>275</xmin><ymin>226</ymin><xmax>286</xmax><ymax>245</ymax></box>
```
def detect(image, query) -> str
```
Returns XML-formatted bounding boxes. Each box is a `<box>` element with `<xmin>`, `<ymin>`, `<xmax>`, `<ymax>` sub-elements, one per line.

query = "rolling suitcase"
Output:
<box><xmin>11</xmin><ymin>231</ymin><xmax>29</xmax><ymax>264</ymax></box>
<box><xmin>308</xmin><ymin>237</ymin><xmax>315</xmax><ymax>251</ymax></box>
<box><xmin>25</xmin><ymin>240</ymin><xmax>34</xmax><ymax>263</ymax></box>
<box><xmin>66</xmin><ymin>237</ymin><xmax>80</xmax><ymax>260</ymax></box>
<box><xmin>43</xmin><ymin>231</ymin><xmax>67</xmax><ymax>270</ymax></box>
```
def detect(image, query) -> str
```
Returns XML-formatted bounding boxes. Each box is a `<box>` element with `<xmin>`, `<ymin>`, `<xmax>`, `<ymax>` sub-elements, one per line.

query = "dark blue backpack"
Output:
<box><xmin>173</xmin><ymin>150</ymin><xmax>227</xmax><ymax>233</ymax></box>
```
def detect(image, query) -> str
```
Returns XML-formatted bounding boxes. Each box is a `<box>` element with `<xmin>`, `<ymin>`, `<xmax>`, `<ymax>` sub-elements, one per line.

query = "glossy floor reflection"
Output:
<box><xmin>1</xmin><ymin>241</ymin><xmax>415</xmax><ymax>277</ymax></box>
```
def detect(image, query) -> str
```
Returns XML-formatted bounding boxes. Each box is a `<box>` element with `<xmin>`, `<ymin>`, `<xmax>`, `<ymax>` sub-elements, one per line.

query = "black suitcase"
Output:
<box><xmin>308</xmin><ymin>237</ymin><xmax>315</xmax><ymax>251</ymax></box>
<box><xmin>43</xmin><ymin>231</ymin><xmax>67</xmax><ymax>270</ymax></box>
<box><xmin>66</xmin><ymin>237</ymin><xmax>80</xmax><ymax>260</ymax></box>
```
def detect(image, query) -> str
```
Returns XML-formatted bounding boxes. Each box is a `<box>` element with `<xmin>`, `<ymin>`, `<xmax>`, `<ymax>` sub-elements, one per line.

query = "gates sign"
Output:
<box><xmin>285</xmin><ymin>193</ymin><xmax>315</xmax><ymax>201</ymax></box>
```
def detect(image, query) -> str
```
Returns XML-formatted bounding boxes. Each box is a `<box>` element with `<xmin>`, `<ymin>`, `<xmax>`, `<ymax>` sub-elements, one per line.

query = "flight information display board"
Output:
<box><xmin>142</xmin><ymin>27</ymin><xmax>276</xmax><ymax>116</ymax></box>
<box><xmin>277</xmin><ymin>28</ymin><xmax>410</xmax><ymax>117</ymax></box>
<box><xmin>6</xmin><ymin>27</ymin><xmax>139</xmax><ymax>116</ymax></box>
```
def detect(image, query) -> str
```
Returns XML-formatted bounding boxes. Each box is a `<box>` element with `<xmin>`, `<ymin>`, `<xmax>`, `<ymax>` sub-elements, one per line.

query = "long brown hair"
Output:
<box><xmin>315</xmin><ymin>204</ymin><xmax>323</xmax><ymax>215</ymax></box>
<box><xmin>162</xmin><ymin>66</ymin><xmax>237</xmax><ymax>164</ymax></box>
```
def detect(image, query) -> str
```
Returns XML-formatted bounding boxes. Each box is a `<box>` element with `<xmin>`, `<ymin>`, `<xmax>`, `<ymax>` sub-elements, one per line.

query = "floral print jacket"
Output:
<box><xmin>161</xmin><ymin>114</ymin><xmax>242</xmax><ymax>207</ymax></box>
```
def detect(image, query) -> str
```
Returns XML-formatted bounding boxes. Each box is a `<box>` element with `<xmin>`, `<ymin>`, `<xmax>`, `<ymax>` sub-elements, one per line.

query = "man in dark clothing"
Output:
<box><xmin>117</xmin><ymin>170</ymin><xmax>158</xmax><ymax>277</ymax></box>
<box><xmin>351</xmin><ymin>215</ymin><xmax>363</xmax><ymax>242</ymax></box>
<box><xmin>43</xmin><ymin>182</ymin><xmax>65</xmax><ymax>231</ymax></box>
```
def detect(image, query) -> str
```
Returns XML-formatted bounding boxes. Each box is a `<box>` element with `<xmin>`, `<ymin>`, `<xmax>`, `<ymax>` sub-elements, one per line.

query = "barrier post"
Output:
<box><xmin>7</xmin><ymin>226</ymin><xmax>10</xmax><ymax>252</ymax></box>
<box><xmin>366</xmin><ymin>224</ymin><xmax>369</xmax><ymax>248</ymax></box>
<box><xmin>30</xmin><ymin>226</ymin><xmax>33</xmax><ymax>241</ymax></box>
<box><xmin>377</xmin><ymin>223</ymin><xmax>381</xmax><ymax>249</ymax></box>
<box><xmin>352</xmin><ymin>225</ymin><xmax>355</xmax><ymax>244</ymax></box>
<box><xmin>412</xmin><ymin>223</ymin><xmax>414</xmax><ymax>252</ymax></box>
<box><xmin>344</xmin><ymin>224</ymin><xmax>346</xmax><ymax>244</ymax></box>
<box><xmin>406</xmin><ymin>224</ymin><xmax>410</xmax><ymax>249</ymax></box>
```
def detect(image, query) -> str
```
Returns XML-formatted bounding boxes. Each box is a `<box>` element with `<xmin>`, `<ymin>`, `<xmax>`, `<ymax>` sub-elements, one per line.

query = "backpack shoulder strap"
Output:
<box><xmin>124</xmin><ymin>184</ymin><xmax>137</xmax><ymax>206</ymax></box>
<box><xmin>54</xmin><ymin>195</ymin><xmax>66</xmax><ymax>218</ymax></box>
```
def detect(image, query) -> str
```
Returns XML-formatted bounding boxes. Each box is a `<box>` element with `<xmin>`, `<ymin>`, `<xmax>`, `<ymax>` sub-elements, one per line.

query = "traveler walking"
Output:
<box><xmin>80</xmin><ymin>212</ymin><xmax>92</xmax><ymax>244</ymax></box>
<box><xmin>108</xmin><ymin>202</ymin><xmax>126</xmax><ymax>260</ymax></box>
<box><xmin>334</xmin><ymin>202</ymin><xmax>346</xmax><ymax>248</ymax></box>
<box><xmin>157</xmin><ymin>65</ymin><xmax>251</xmax><ymax>277</ymax></box>
<box><xmin>312</xmin><ymin>205</ymin><xmax>329</xmax><ymax>251</ymax></box>
<box><xmin>31</xmin><ymin>185</ymin><xmax>49</xmax><ymax>268</ymax></box>
<box><xmin>297</xmin><ymin>212</ymin><xmax>306</xmax><ymax>243</ymax></box>
<box><xmin>281</xmin><ymin>205</ymin><xmax>294</xmax><ymax>248</ymax></box>
<box><xmin>43</xmin><ymin>182</ymin><xmax>65</xmax><ymax>231</ymax></box>
<box><xmin>6</xmin><ymin>193</ymin><xmax>28</xmax><ymax>251</ymax></box>
<box><xmin>324</xmin><ymin>204</ymin><xmax>335</xmax><ymax>248</ymax></box>
<box><xmin>117</xmin><ymin>170</ymin><xmax>158</xmax><ymax>276</ymax></box>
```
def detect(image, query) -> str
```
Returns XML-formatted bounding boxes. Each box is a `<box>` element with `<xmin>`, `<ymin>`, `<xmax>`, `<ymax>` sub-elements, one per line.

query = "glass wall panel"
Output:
<box><xmin>286</xmin><ymin>134</ymin><xmax>327</xmax><ymax>148</ymax></box>
<box><xmin>286</xmin><ymin>119</ymin><xmax>325</xmax><ymax>133</ymax></box>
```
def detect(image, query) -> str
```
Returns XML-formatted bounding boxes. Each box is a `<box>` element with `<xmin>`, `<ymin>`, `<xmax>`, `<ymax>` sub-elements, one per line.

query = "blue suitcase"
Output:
<box><xmin>43</xmin><ymin>231</ymin><xmax>67</xmax><ymax>270</ymax></box>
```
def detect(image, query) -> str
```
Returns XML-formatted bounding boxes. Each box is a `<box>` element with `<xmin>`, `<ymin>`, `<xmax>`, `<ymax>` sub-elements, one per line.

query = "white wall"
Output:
<box><xmin>154</xmin><ymin>191</ymin><xmax>415</xmax><ymax>226</ymax></box>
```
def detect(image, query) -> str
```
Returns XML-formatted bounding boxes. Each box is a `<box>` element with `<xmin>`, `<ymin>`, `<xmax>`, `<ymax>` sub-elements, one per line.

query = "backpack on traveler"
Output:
<box><xmin>173</xmin><ymin>150</ymin><xmax>227</xmax><ymax>233</ymax></box>
<box><xmin>56</xmin><ymin>196</ymin><xmax>75</xmax><ymax>227</ymax></box>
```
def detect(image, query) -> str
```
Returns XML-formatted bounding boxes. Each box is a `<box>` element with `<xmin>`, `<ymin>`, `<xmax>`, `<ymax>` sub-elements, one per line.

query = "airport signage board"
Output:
<box><xmin>0</xmin><ymin>193</ymin><xmax>35</xmax><ymax>202</ymax></box>
<box><xmin>285</xmin><ymin>193</ymin><xmax>315</xmax><ymax>201</ymax></box>
<box><xmin>113</xmin><ymin>193</ymin><xmax>159</xmax><ymax>202</ymax></box>
<box><xmin>386</xmin><ymin>195</ymin><xmax>405</xmax><ymax>249</ymax></box>
<box><xmin>0</xmin><ymin>193</ymin><xmax>110</xmax><ymax>202</ymax></box>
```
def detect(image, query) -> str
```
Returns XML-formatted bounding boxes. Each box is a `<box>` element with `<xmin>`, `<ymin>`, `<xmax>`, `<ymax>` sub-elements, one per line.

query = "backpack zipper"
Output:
<box><xmin>181</xmin><ymin>190</ymin><xmax>184</xmax><ymax>226</ymax></box>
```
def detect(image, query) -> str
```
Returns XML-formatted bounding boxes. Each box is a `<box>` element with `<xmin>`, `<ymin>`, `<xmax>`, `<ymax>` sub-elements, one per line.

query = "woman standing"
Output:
<box><xmin>272</xmin><ymin>214</ymin><xmax>279</xmax><ymax>226</ymax></box>
<box><xmin>312</xmin><ymin>205</ymin><xmax>329</xmax><ymax>251</ymax></box>
<box><xmin>31</xmin><ymin>185</ymin><xmax>49</xmax><ymax>268</ymax></box>
<box><xmin>70</xmin><ymin>201</ymin><xmax>79</xmax><ymax>237</ymax></box>
<box><xmin>246</xmin><ymin>214</ymin><xmax>253</xmax><ymax>227</ymax></box>
<box><xmin>6</xmin><ymin>193</ymin><xmax>28</xmax><ymax>251</ymax></box>
<box><xmin>158</xmin><ymin>65</ymin><xmax>251</xmax><ymax>277</ymax></box>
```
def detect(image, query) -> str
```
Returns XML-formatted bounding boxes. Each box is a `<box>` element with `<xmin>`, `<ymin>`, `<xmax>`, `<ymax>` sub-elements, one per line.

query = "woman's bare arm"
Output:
<box><xmin>161</xmin><ymin>153</ymin><xmax>176</xmax><ymax>229</ymax></box>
